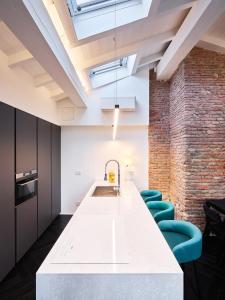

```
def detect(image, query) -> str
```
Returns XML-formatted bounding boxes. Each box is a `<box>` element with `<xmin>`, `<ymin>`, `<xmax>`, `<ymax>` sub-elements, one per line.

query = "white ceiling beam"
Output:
<box><xmin>159</xmin><ymin>0</ymin><xmax>195</xmax><ymax>16</ymax></box>
<box><xmin>157</xmin><ymin>0</ymin><xmax>225</xmax><ymax>81</ymax></box>
<box><xmin>34</xmin><ymin>73</ymin><xmax>54</xmax><ymax>88</ymax></box>
<box><xmin>0</xmin><ymin>0</ymin><xmax>87</xmax><ymax>107</ymax></box>
<box><xmin>8</xmin><ymin>49</ymin><xmax>34</xmax><ymax>68</ymax></box>
<box><xmin>137</xmin><ymin>62</ymin><xmax>157</xmax><ymax>72</ymax></box>
<box><xmin>79</xmin><ymin>29</ymin><xmax>175</xmax><ymax>70</ymax></box>
<box><xmin>201</xmin><ymin>35</ymin><xmax>225</xmax><ymax>49</ymax></box>
<box><xmin>131</xmin><ymin>52</ymin><xmax>142</xmax><ymax>75</ymax></box>
<box><xmin>138</xmin><ymin>51</ymin><xmax>163</xmax><ymax>69</ymax></box>
<box><xmin>198</xmin><ymin>35</ymin><xmax>225</xmax><ymax>54</ymax></box>
<box><xmin>148</xmin><ymin>0</ymin><xmax>161</xmax><ymax>17</ymax></box>
<box><xmin>54</xmin><ymin>0</ymin><xmax>193</xmax><ymax>48</ymax></box>
<box><xmin>50</xmin><ymin>88</ymin><xmax>67</xmax><ymax>101</ymax></box>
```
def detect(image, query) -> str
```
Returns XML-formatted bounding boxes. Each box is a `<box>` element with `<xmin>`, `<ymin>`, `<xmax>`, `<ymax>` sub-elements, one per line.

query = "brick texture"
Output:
<box><xmin>149</xmin><ymin>47</ymin><xmax>225</xmax><ymax>229</ymax></box>
<box><xmin>149</xmin><ymin>72</ymin><xmax>170</xmax><ymax>200</ymax></box>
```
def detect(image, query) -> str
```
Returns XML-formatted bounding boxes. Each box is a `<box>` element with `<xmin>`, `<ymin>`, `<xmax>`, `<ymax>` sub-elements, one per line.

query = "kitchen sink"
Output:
<box><xmin>92</xmin><ymin>186</ymin><xmax>120</xmax><ymax>197</ymax></box>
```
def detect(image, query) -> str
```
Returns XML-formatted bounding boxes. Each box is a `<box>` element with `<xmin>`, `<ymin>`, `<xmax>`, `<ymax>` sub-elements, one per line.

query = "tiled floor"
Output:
<box><xmin>0</xmin><ymin>215</ymin><xmax>225</xmax><ymax>300</ymax></box>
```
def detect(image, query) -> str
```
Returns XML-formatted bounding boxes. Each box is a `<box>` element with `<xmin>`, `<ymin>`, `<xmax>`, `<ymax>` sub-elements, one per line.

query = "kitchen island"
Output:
<box><xmin>36</xmin><ymin>181</ymin><xmax>183</xmax><ymax>300</ymax></box>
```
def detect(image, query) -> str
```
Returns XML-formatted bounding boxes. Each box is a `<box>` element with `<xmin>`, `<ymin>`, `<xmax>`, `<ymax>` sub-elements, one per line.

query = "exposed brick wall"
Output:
<box><xmin>149</xmin><ymin>47</ymin><xmax>225</xmax><ymax>229</ymax></box>
<box><xmin>180</xmin><ymin>47</ymin><xmax>225</xmax><ymax>228</ymax></box>
<box><xmin>149</xmin><ymin>72</ymin><xmax>170</xmax><ymax>200</ymax></box>
<box><xmin>169</xmin><ymin>63</ymin><xmax>187</xmax><ymax>221</ymax></box>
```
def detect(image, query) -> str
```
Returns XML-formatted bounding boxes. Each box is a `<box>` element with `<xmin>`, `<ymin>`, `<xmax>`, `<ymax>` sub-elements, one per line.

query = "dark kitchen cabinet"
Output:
<box><xmin>38</xmin><ymin>119</ymin><xmax>52</xmax><ymax>237</ymax></box>
<box><xmin>16</xmin><ymin>110</ymin><xmax>37</xmax><ymax>173</ymax></box>
<box><xmin>0</xmin><ymin>102</ymin><xmax>15</xmax><ymax>281</ymax></box>
<box><xmin>51</xmin><ymin>124</ymin><xmax>61</xmax><ymax>220</ymax></box>
<box><xmin>16</xmin><ymin>196</ymin><xmax>37</xmax><ymax>262</ymax></box>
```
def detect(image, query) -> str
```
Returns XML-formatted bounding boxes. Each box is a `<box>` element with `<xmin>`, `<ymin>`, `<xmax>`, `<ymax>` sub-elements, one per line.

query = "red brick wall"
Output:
<box><xmin>149</xmin><ymin>47</ymin><xmax>225</xmax><ymax>229</ymax></box>
<box><xmin>169</xmin><ymin>63</ymin><xmax>187</xmax><ymax>221</ymax></box>
<box><xmin>149</xmin><ymin>72</ymin><xmax>170</xmax><ymax>200</ymax></box>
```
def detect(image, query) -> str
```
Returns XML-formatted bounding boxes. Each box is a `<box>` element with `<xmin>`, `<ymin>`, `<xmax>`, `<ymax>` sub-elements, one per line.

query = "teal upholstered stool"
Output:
<box><xmin>158</xmin><ymin>220</ymin><xmax>202</xmax><ymax>264</ymax></box>
<box><xmin>140</xmin><ymin>190</ymin><xmax>162</xmax><ymax>203</ymax></box>
<box><xmin>158</xmin><ymin>220</ymin><xmax>202</xmax><ymax>299</ymax></box>
<box><xmin>146</xmin><ymin>201</ymin><xmax>174</xmax><ymax>223</ymax></box>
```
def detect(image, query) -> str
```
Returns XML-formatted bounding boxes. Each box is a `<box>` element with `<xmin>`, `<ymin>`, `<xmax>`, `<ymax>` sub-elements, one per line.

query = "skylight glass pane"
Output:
<box><xmin>90</xmin><ymin>57</ymin><xmax>128</xmax><ymax>77</ymax></box>
<box><xmin>76</xmin><ymin>0</ymin><xmax>109</xmax><ymax>7</ymax></box>
<box><xmin>69</xmin><ymin>0</ymin><xmax>132</xmax><ymax>15</ymax></box>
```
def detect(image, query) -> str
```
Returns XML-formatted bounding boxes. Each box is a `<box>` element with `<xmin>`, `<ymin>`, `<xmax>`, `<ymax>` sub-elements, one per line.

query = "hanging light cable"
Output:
<box><xmin>112</xmin><ymin>0</ymin><xmax>120</xmax><ymax>140</ymax></box>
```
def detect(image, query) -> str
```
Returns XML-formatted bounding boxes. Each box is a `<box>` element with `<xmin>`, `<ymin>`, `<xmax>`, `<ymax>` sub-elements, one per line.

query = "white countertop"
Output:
<box><xmin>37</xmin><ymin>181</ymin><xmax>182</xmax><ymax>275</ymax></box>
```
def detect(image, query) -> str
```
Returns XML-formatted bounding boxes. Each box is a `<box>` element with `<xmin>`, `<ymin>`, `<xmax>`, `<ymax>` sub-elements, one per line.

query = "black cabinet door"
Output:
<box><xmin>38</xmin><ymin>119</ymin><xmax>52</xmax><ymax>237</ymax></box>
<box><xmin>0</xmin><ymin>102</ymin><xmax>15</xmax><ymax>281</ymax></box>
<box><xmin>16</xmin><ymin>196</ymin><xmax>37</xmax><ymax>262</ymax></box>
<box><xmin>51</xmin><ymin>125</ymin><xmax>61</xmax><ymax>220</ymax></box>
<box><xmin>16</xmin><ymin>110</ymin><xmax>37</xmax><ymax>173</ymax></box>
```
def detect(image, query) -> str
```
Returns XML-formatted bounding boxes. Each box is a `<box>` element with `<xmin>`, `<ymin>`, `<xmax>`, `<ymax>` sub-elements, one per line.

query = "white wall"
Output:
<box><xmin>61</xmin><ymin>126</ymin><xmax>148</xmax><ymax>214</ymax></box>
<box><xmin>0</xmin><ymin>50</ymin><xmax>59</xmax><ymax>124</ymax></box>
<box><xmin>58</xmin><ymin>69</ymin><xmax>149</xmax><ymax>126</ymax></box>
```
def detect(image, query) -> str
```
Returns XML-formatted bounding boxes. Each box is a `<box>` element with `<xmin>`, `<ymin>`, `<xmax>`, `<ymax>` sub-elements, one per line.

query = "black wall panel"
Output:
<box><xmin>51</xmin><ymin>124</ymin><xmax>61</xmax><ymax>220</ymax></box>
<box><xmin>0</xmin><ymin>102</ymin><xmax>15</xmax><ymax>281</ymax></box>
<box><xmin>38</xmin><ymin>119</ymin><xmax>52</xmax><ymax>237</ymax></box>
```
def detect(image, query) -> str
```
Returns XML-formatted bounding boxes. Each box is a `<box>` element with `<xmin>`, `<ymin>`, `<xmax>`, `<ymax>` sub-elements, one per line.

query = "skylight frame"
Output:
<box><xmin>89</xmin><ymin>57</ymin><xmax>128</xmax><ymax>77</ymax></box>
<box><xmin>68</xmin><ymin>0</ymin><xmax>133</xmax><ymax>16</ymax></box>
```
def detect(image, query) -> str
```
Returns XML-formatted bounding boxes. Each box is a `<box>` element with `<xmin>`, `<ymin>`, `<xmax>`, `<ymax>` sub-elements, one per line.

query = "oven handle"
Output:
<box><xmin>17</xmin><ymin>178</ymin><xmax>38</xmax><ymax>187</ymax></box>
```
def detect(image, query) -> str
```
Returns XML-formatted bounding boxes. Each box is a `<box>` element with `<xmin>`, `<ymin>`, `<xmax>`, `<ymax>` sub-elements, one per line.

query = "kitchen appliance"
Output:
<box><xmin>15</xmin><ymin>170</ymin><xmax>38</xmax><ymax>206</ymax></box>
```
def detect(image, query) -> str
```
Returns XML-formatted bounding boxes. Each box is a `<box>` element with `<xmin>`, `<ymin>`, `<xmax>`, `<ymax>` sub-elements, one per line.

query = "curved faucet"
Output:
<box><xmin>104</xmin><ymin>159</ymin><xmax>120</xmax><ymax>189</ymax></box>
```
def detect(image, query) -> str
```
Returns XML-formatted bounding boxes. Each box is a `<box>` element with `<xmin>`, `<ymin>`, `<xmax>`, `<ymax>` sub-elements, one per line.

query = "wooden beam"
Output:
<box><xmin>79</xmin><ymin>29</ymin><xmax>176</xmax><ymax>70</ymax></box>
<box><xmin>157</xmin><ymin>0</ymin><xmax>225</xmax><ymax>80</ymax></box>
<box><xmin>8</xmin><ymin>49</ymin><xmax>34</xmax><ymax>68</ymax></box>
<box><xmin>0</xmin><ymin>0</ymin><xmax>86</xmax><ymax>107</ymax></box>
<box><xmin>34</xmin><ymin>73</ymin><xmax>54</xmax><ymax>88</ymax></box>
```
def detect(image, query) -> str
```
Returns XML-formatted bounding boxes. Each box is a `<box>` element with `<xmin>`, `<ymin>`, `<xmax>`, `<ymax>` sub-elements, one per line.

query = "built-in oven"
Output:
<box><xmin>15</xmin><ymin>170</ymin><xmax>38</xmax><ymax>206</ymax></box>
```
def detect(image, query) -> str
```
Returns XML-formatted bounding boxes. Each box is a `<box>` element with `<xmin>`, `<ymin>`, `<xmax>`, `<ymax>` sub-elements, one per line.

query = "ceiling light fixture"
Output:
<box><xmin>112</xmin><ymin>104</ymin><xmax>120</xmax><ymax>140</ymax></box>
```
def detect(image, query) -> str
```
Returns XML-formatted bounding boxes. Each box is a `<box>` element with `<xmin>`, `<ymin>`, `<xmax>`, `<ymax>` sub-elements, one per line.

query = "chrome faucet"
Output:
<box><xmin>104</xmin><ymin>159</ymin><xmax>120</xmax><ymax>189</ymax></box>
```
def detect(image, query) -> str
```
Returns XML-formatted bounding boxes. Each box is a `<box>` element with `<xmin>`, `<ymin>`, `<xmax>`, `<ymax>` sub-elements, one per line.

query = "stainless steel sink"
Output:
<box><xmin>92</xmin><ymin>186</ymin><xmax>120</xmax><ymax>197</ymax></box>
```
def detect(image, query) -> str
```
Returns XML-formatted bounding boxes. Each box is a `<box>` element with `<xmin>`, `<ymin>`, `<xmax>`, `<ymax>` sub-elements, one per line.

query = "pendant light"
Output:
<box><xmin>112</xmin><ymin>104</ymin><xmax>119</xmax><ymax>140</ymax></box>
<box><xmin>112</xmin><ymin>0</ymin><xmax>120</xmax><ymax>140</ymax></box>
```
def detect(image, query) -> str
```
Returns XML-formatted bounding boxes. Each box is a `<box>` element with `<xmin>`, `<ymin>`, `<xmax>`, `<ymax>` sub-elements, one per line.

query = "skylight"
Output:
<box><xmin>68</xmin><ymin>0</ymin><xmax>132</xmax><ymax>15</ymax></box>
<box><xmin>89</xmin><ymin>57</ymin><xmax>128</xmax><ymax>77</ymax></box>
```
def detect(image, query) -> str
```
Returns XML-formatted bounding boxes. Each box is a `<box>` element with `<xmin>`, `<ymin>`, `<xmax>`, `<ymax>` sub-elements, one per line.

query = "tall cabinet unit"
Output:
<box><xmin>51</xmin><ymin>124</ymin><xmax>61</xmax><ymax>220</ymax></box>
<box><xmin>0</xmin><ymin>101</ymin><xmax>61</xmax><ymax>281</ymax></box>
<box><xmin>15</xmin><ymin>109</ymin><xmax>38</xmax><ymax>262</ymax></box>
<box><xmin>0</xmin><ymin>103</ymin><xmax>15</xmax><ymax>281</ymax></box>
<box><xmin>38</xmin><ymin>119</ymin><xmax>52</xmax><ymax>237</ymax></box>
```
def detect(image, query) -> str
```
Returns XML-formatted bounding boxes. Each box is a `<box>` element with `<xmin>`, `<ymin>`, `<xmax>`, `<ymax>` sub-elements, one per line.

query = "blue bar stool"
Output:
<box><xmin>146</xmin><ymin>201</ymin><xmax>174</xmax><ymax>223</ymax></box>
<box><xmin>158</xmin><ymin>220</ymin><xmax>202</xmax><ymax>299</ymax></box>
<box><xmin>140</xmin><ymin>190</ymin><xmax>162</xmax><ymax>203</ymax></box>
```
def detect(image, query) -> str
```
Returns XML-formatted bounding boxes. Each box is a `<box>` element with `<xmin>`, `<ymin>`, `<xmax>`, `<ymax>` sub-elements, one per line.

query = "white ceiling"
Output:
<box><xmin>0</xmin><ymin>0</ymin><xmax>225</xmax><ymax>106</ymax></box>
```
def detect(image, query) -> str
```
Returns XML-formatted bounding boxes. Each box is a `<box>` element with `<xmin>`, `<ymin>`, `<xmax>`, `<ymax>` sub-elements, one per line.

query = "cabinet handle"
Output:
<box><xmin>17</xmin><ymin>178</ymin><xmax>38</xmax><ymax>186</ymax></box>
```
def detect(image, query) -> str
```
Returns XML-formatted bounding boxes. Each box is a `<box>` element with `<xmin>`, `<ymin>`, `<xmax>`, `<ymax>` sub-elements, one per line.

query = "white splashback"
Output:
<box><xmin>61</xmin><ymin>126</ymin><xmax>148</xmax><ymax>214</ymax></box>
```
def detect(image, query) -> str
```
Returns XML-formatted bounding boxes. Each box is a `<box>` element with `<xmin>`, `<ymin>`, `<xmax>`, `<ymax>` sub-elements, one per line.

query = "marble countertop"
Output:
<box><xmin>37</xmin><ymin>181</ymin><xmax>182</xmax><ymax>275</ymax></box>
